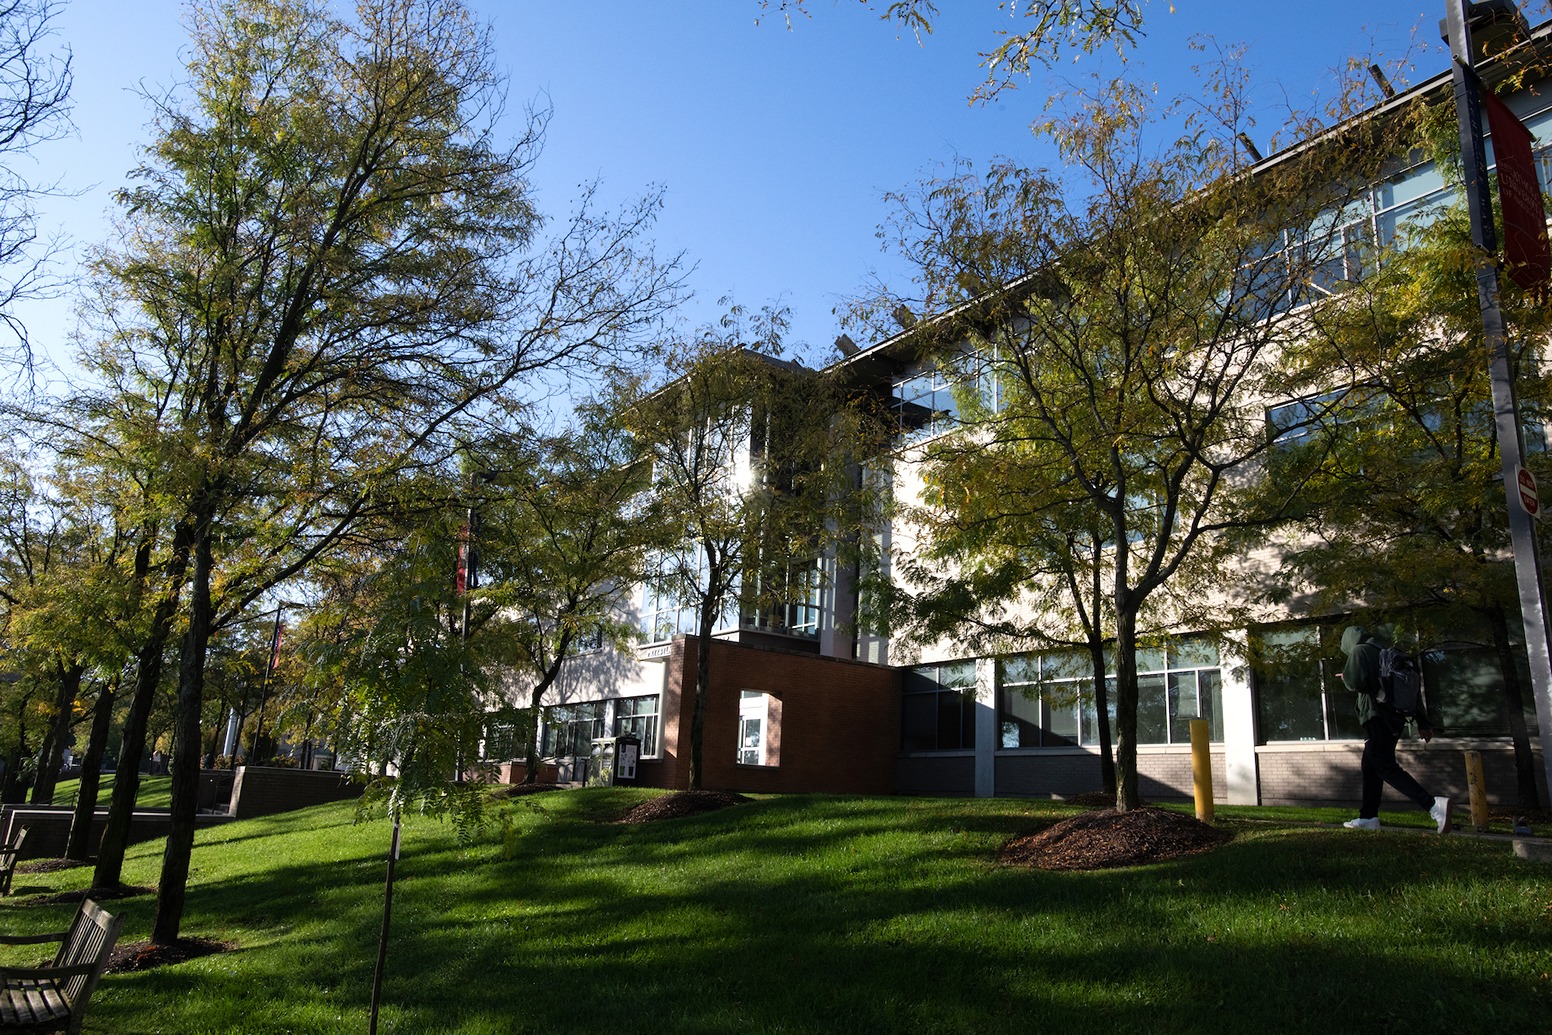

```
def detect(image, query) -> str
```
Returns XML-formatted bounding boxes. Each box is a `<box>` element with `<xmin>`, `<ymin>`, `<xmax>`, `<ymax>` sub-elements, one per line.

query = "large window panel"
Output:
<box><xmin>614</xmin><ymin>695</ymin><xmax>660</xmax><ymax>758</ymax></box>
<box><xmin>1423</xmin><ymin>644</ymin><xmax>1537</xmax><ymax>738</ymax></box>
<box><xmin>1135</xmin><ymin>673</ymin><xmax>1169</xmax><ymax>744</ymax></box>
<box><xmin>541</xmin><ymin>702</ymin><xmax>606</xmax><ymax>758</ymax></box>
<box><xmin>902</xmin><ymin>660</ymin><xmax>978</xmax><ymax>751</ymax></box>
<box><xmin>999</xmin><ymin>683</ymin><xmax>1040</xmax><ymax>749</ymax></box>
<box><xmin>1254</xmin><ymin>626</ymin><xmax>1336</xmax><ymax>741</ymax></box>
<box><xmin>1253</xmin><ymin>623</ymin><xmax>1365</xmax><ymax>742</ymax></box>
<box><xmin>994</xmin><ymin>640</ymin><xmax>1221</xmax><ymax>750</ymax></box>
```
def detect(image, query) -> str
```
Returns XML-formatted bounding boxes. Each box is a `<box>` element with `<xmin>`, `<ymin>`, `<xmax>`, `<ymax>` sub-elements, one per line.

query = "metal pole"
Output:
<box><xmin>248</xmin><ymin>603</ymin><xmax>284</xmax><ymax>765</ymax></box>
<box><xmin>367</xmin><ymin>813</ymin><xmax>400</xmax><ymax>1035</ymax></box>
<box><xmin>1189</xmin><ymin>718</ymin><xmax>1214</xmax><ymax>824</ymax></box>
<box><xmin>1445</xmin><ymin>0</ymin><xmax>1552</xmax><ymax>805</ymax></box>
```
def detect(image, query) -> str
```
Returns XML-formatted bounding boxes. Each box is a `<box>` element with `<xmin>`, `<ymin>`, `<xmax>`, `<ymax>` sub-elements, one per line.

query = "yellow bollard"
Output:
<box><xmin>1464</xmin><ymin>750</ymin><xmax>1490</xmax><ymax>832</ymax></box>
<box><xmin>1190</xmin><ymin>718</ymin><xmax>1214</xmax><ymax>824</ymax></box>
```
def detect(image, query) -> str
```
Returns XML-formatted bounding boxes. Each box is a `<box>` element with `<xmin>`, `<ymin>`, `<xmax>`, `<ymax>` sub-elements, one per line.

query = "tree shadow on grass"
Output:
<box><xmin>70</xmin><ymin>795</ymin><xmax>1552</xmax><ymax>1034</ymax></box>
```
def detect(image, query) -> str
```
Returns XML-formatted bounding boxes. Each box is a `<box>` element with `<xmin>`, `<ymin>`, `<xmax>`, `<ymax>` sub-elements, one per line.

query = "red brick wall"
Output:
<box><xmin>487</xmin><ymin>762</ymin><xmax>559</xmax><ymax>785</ymax></box>
<box><xmin>229</xmin><ymin>766</ymin><xmax>364</xmax><ymax>819</ymax></box>
<box><xmin>1255</xmin><ymin>740</ymin><xmax>1546</xmax><ymax>808</ymax></box>
<box><xmin>631</xmin><ymin>636</ymin><xmax>902</xmax><ymax>795</ymax></box>
<box><xmin>0</xmin><ymin>806</ymin><xmax>223</xmax><ymax>861</ymax></box>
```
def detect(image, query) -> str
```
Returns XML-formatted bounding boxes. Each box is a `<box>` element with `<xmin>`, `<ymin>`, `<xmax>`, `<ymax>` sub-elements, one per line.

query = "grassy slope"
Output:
<box><xmin>0</xmin><ymin>791</ymin><xmax>1546</xmax><ymax>1034</ymax></box>
<box><xmin>47</xmin><ymin>774</ymin><xmax>174</xmax><ymax>810</ymax></box>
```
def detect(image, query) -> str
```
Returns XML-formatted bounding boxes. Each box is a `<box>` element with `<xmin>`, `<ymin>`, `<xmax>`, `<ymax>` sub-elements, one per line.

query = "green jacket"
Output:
<box><xmin>1339</xmin><ymin>625</ymin><xmax>1387</xmax><ymax>725</ymax></box>
<box><xmin>1340</xmin><ymin>625</ymin><xmax>1433</xmax><ymax>733</ymax></box>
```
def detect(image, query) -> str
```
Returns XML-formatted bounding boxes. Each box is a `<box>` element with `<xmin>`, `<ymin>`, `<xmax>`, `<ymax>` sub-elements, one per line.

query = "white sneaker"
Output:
<box><xmin>1430</xmin><ymin>796</ymin><xmax>1452</xmax><ymax>834</ymax></box>
<box><xmin>1343</xmin><ymin>817</ymin><xmax>1380</xmax><ymax>830</ymax></box>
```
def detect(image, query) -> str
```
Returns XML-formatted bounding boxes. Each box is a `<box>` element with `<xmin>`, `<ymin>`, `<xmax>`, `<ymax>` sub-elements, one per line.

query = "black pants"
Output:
<box><xmin>1359</xmin><ymin>716</ymin><xmax>1434</xmax><ymax>818</ymax></box>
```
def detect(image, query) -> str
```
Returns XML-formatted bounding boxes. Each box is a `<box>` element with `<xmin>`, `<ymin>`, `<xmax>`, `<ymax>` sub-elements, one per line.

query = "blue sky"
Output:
<box><xmin>9</xmin><ymin>0</ymin><xmax>1478</xmax><ymax>385</ymax></box>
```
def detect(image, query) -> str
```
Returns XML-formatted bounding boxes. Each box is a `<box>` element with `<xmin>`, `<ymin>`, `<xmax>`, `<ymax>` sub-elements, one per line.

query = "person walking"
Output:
<box><xmin>1338</xmin><ymin>625</ymin><xmax>1451</xmax><ymax>833</ymax></box>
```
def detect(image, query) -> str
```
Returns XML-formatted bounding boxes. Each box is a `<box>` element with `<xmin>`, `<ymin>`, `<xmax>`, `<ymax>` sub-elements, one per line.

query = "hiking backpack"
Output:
<box><xmin>1375</xmin><ymin>646</ymin><xmax>1424</xmax><ymax>717</ymax></box>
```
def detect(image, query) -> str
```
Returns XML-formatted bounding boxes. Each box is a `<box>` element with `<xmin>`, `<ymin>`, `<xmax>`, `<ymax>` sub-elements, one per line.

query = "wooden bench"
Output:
<box><xmin>0</xmin><ymin>828</ymin><xmax>27</xmax><ymax>896</ymax></box>
<box><xmin>0</xmin><ymin>899</ymin><xmax>123</xmax><ymax>1034</ymax></box>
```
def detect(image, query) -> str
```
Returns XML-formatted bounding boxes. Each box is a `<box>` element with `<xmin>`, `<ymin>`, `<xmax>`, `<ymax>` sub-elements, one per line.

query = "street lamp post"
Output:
<box><xmin>247</xmin><ymin>603</ymin><xmax>286</xmax><ymax>765</ymax></box>
<box><xmin>1443</xmin><ymin>0</ymin><xmax>1552</xmax><ymax>803</ymax></box>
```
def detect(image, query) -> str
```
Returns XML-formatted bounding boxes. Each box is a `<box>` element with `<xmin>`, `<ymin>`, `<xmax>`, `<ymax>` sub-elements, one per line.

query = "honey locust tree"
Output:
<box><xmin>84</xmin><ymin>0</ymin><xmax>679</xmax><ymax>945</ymax></box>
<box><xmin>0</xmin><ymin>450</ymin><xmax>118</xmax><ymax>810</ymax></box>
<box><xmin>762</xmin><ymin>1</ymin><xmax>1147</xmax><ymax>96</ymax></box>
<box><xmin>38</xmin><ymin>326</ymin><xmax>196</xmax><ymax>888</ymax></box>
<box><xmin>623</xmin><ymin>305</ymin><xmax>882</xmax><ymax>789</ymax></box>
<box><xmin>0</xmin><ymin>0</ymin><xmax>71</xmax><ymax>360</ymax></box>
<box><xmin>470</xmin><ymin>403</ymin><xmax>663</xmax><ymax>785</ymax></box>
<box><xmin>877</xmin><ymin>73</ymin><xmax>1402</xmax><ymax>811</ymax></box>
<box><xmin>1269</xmin><ymin>209</ymin><xmax>1552</xmax><ymax>808</ymax></box>
<box><xmin>302</xmin><ymin>487</ymin><xmax>495</xmax><ymax>829</ymax></box>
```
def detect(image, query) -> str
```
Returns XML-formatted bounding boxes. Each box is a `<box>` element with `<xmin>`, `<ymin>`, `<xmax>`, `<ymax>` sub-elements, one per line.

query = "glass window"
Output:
<box><xmin>1135</xmin><ymin>673</ymin><xmax>1170</xmax><ymax>744</ymax></box>
<box><xmin>1373</xmin><ymin>160</ymin><xmax>1451</xmax><ymax>246</ymax></box>
<box><xmin>738</xmin><ymin>691</ymin><xmax>770</xmax><ymax>766</ymax></box>
<box><xmin>999</xmin><ymin>650</ymin><xmax>1091</xmax><ymax>748</ymax></box>
<box><xmin>541</xmin><ymin>702</ymin><xmax>606</xmax><ymax>758</ymax></box>
<box><xmin>901</xmin><ymin>661</ymin><xmax>977</xmax><ymax>751</ymax></box>
<box><xmin>1418</xmin><ymin>634</ymin><xmax>1538</xmax><ymax>739</ymax></box>
<box><xmin>482</xmin><ymin>711</ymin><xmax>531</xmax><ymax>761</ymax></box>
<box><xmin>639</xmin><ymin>547</ymin><xmax>738</xmax><ymax>644</ymax></box>
<box><xmin>892</xmin><ymin>361</ymin><xmax>967</xmax><ymax>443</ymax></box>
<box><xmin>742</xmin><ymin>557</ymin><xmax>822</xmax><ymax>640</ymax></box>
<box><xmin>1267</xmin><ymin>389</ymin><xmax>1350</xmax><ymax>448</ymax></box>
<box><xmin>996</xmin><ymin>638</ymin><xmax>1223</xmax><ymax>749</ymax></box>
<box><xmin>1252</xmin><ymin>624</ymin><xmax>1362</xmax><ymax>742</ymax></box>
<box><xmin>614</xmin><ymin>695</ymin><xmax>660</xmax><ymax>757</ymax></box>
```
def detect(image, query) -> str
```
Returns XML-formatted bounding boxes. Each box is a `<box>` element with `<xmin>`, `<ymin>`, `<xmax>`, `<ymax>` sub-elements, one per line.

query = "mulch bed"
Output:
<box><xmin>1001</xmin><ymin>806</ymin><xmax>1232</xmax><ymax>871</ymax></box>
<box><xmin>1487</xmin><ymin>805</ymin><xmax>1552</xmax><ymax>832</ymax></box>
<box><xmin>107</xmin><ymin>937</ymin><xmax>236</xmax><ymax>973</ymax></box>
<box><xmin>28</xmin><ymin>885</ymin><xmax>155</xmax><ymax>906</ymax></box>
<box><xmin>17</xmin><ymin>858</ymin><xmax>92</xmax><ymax>874</ymax></box>
<box><xmin>617</xmin><ymin>790</ymin><xmax>750</xmax><ymax>823</ymax></box>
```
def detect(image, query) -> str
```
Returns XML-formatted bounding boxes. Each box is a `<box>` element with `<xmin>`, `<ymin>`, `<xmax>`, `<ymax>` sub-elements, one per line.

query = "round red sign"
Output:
<box><xmin>1518</xmin><ymin>466</ymin><xmax>1539</xmax><ymax>518</ymax></box>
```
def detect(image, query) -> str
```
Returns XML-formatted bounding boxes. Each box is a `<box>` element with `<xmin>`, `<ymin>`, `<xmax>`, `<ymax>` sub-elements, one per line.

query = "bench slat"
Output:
<box><xmin>0</xmin><ymin>899</ymin><xmax>121</xmax><ymax>1035</ymax></box>
<box><xmin>0</xmin><ymin>978</ymin><xmax>70</xmax><ymax>1024</ymax></box>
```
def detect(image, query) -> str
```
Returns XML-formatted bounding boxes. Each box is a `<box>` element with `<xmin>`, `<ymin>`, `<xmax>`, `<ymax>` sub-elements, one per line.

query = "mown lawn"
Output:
<box><xmin>49</xmin><ymin>774</ymin><xmax>174</xmax><ymax>810</ymax></box>
<box><xmin>0</xmin><ymin>790</ymin><xmax>1546</xmax><ymax>1034</ymax></box>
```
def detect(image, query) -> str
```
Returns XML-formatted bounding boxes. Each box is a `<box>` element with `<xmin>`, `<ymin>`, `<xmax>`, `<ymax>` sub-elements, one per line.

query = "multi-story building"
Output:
<box><xmin>489</xmin><ymin>18</ymin><xmax>1552</xmax><ymax>810</ymax></box>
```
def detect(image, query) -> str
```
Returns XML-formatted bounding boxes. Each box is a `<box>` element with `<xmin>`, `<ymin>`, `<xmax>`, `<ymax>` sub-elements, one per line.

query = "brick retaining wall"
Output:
<box><xmin>228</xmin><ymin>766</ymin><xmax>364</xmax><ymax>819</ymax></box>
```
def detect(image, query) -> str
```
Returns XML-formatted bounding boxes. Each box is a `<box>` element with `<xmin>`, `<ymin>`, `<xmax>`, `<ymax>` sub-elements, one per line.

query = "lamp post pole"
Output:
<box><xmin>248</xmin><ymin>602</ymin><xmax>286</xmax><ymax>765</ymax></box>
<box><xmin>1444</xmin><ymin>0</ymin><xmax>1552</xmax><ymax>802</ymax></box>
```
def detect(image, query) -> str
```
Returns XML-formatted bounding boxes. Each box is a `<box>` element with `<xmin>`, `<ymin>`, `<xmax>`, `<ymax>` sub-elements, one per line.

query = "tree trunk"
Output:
<box><xmin>523</xmin><ymin>711</ymin><xmax>541</xmax><ymax>785</ymax></box>
<box><xmin>0</xmin><ymin>744</ymin><xmax>29</xmax><ymax>804</ymax></box>
<box><xmin>65</xmin><ymin>675</ymin><xmax>118</xmax><ymax>860</ymax></box>
<box><xmin>1112</xmin><ymin>607</ymin><xmax>1141</xmax><ymax>812</ymax></box>
<box><xmin>1487</xmin><ymin>604</ymin><xmax>1541</xmax><ymax>809</ymax></box>
<box><xmin>153</xmin><ymin>520</ymin><xmax>213</xmax><ymax>945</ymax></box>
<box><xmin>687</xmin><ymin>610</ymin><xmax>717</xmax><ymax>791</ymax></box>
<box><xmin>1087</xmin><ymin>636</ymin><xmax>1117</xmax><ymax>796</ymax></box>
<box><xmin>94</xmin><ymin>529</ymin><xmax>190</xmax><ymax>891</ymax></box>
<box><xmin>520</xmin><ymin>648</ymin><xmax>569</xmax><ymax>786</ymax></box>
<box><xmin>30</xmin><ymin>658</ymin><xmax>82</xmax><ymax>805</ymax></box>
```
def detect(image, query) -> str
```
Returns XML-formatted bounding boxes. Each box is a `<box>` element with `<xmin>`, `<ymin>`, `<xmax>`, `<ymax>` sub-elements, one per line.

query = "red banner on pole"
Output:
<box><xmin>1483</xmin><ymin>85</ymin><xmax>1551</xmax><ymax>297</ymax></box>
<box><xmin>456</xmin><ymin>523</ymin><xmax>469</xmax><ymax>594</ymax></box>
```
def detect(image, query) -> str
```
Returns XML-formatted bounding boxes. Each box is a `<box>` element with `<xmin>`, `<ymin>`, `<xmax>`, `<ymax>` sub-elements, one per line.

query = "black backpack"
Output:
<box><xmin>1375</xmin><ymin>646</ymin><xmax>1424</xmax><ymax>717</ymax></box>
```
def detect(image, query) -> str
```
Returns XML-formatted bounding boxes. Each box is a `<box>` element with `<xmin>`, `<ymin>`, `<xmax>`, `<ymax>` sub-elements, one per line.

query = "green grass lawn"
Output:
<box><xmin>0</xmin><ymin>790</ymin><xmax>1547</xmax><ymax>1034</ymax></box>
<box><xmin>48</xmin><ymin>773</ymin><xmax>174</xmax><ymax>810</ymax></box>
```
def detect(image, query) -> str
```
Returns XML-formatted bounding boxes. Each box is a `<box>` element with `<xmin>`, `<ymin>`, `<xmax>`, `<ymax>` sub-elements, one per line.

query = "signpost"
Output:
<box><xmin>1444</xmin><ymin>0</ymin><xmax>1552</xmax><ymax>805</ymax></box>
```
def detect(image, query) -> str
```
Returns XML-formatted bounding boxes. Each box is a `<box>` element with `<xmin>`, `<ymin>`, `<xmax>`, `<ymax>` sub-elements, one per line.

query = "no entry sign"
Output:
<box><xmin>1518</xmin><ymin>466</ymin><xmax>1540</xmax><ymax>518</ymax></box>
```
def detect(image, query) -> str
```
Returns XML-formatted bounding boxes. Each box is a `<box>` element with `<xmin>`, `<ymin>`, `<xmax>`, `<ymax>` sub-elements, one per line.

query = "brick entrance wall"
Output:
<box><xmin>631</xmin><ymin>636</ymin><xmax>902</xmax><ymax>795</ymax></box>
